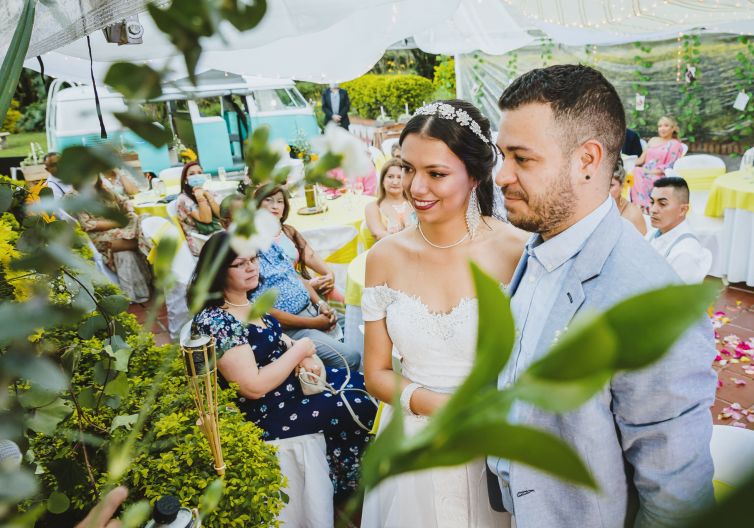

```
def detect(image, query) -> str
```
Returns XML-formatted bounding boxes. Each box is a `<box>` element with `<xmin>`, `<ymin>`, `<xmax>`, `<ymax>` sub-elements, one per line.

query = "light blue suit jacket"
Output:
<box><xmin>498</xmin><ymin>207</ymin><xmax>717</xmax><ymax>527</ymax></box>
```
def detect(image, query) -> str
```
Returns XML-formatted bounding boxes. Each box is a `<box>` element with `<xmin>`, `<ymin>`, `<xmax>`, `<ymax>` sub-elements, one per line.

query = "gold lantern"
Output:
<box><xmin>180</xmin><ymin>325</ymin><xmax>226</xmax><ymax>476</ymax></box>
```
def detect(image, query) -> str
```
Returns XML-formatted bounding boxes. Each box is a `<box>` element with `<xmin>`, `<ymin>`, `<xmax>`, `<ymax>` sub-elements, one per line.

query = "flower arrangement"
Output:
<box><xmin>289</xmin><ymin>129</ymin><xmax>318</xmax><ymax>164</ymax></box>
<box><xmin>172</xmin><ymin>137</ymin><xmax>197</xmax><ymax>163</ymax></box>
<box><xmin>20</xmin><ymin>142</ymin><xmax>45</xmax><ymax>167</ymax></box>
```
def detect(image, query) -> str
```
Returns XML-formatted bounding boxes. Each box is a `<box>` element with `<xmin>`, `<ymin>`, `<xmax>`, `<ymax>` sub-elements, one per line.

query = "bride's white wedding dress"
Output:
<box><xmin>360</xmin><ymin>284</ymin><xmax>510</xmax><ymax>528</ymax></box>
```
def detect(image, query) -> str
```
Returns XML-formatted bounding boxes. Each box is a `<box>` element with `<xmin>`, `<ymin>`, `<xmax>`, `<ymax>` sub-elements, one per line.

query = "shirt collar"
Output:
<box><xmin>527</xmin><ymin>197</ymin><xmax>614</xmax><ymax>272</ymax></box>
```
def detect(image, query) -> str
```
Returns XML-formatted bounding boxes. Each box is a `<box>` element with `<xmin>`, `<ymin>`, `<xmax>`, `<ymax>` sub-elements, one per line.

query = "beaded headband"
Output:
<box><xmin>414</xmin><ymin>102</ymin><xmax>490</xmax><ymax>144</ymax></box>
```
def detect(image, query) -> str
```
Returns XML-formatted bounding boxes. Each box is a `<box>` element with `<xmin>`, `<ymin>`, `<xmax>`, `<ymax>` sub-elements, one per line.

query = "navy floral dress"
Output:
<box><xmin>194</xmin><ymin>306</ymin><xmax>375</xmax><ymax>500</ymax></box>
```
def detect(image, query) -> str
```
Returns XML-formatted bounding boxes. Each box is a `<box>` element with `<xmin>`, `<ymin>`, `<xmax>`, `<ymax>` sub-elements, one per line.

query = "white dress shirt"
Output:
<box><xmin>45</xmin><ymin>174</ymin><xmax>73</xmax><ymax>198</ymax></box>
<box><xmin>647</xmin><ymin>219</ymin><xmax>712</xmax><ymax>284</ymax></box>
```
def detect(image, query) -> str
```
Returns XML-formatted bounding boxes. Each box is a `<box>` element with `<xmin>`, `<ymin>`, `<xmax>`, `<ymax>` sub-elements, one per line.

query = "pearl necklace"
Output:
<box><xmin>417</xmin><ymin>224</ymin><xmax>468</xmax><ymax>249</ymax></box>
<box><xmin>224</xmin><ymin>298</ymin><xmax>250</xmax><ymax>307</ymax></box>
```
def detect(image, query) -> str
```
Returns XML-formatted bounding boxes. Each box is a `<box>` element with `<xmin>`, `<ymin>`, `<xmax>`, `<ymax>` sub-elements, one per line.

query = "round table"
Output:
<box><xmin>676</xmin><ymin>166</ymin><xmax>727</xmax><ymax>192</ymax></box>
<box><xmin>704</xmin><ymin>170</ymin><xmax>754</xmax><ymax>285</ymax></box>
<box><xmin>131</xmin><ymin>179</ymin><xmax>241</xmax><ymax>218</ymax></box>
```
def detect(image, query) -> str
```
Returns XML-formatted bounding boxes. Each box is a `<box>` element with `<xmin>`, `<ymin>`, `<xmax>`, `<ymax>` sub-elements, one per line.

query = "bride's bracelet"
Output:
<box><xmin>400</xmin><ymin>382</ymin><xmax>422</xmax><ymax>416</ymax></box>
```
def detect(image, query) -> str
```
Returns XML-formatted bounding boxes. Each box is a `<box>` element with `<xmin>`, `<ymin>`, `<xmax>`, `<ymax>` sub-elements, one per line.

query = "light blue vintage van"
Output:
<box><xmin>46</xmin><ymin>70</ymin><xmax>320</xmax><ymax>174</ymax></box>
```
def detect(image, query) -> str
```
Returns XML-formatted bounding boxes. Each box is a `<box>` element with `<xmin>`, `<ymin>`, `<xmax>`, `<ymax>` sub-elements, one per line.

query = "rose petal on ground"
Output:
<box><xmin>732</xmin><ymin>421</ymin><xmax>747</xmax><ymax>428</ymax></box>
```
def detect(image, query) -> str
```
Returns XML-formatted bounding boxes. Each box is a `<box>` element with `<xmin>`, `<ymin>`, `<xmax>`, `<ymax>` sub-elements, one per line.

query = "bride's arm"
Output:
<box><xmin>363</xmin><ymin>243</ymin><xmax>450</xmax><ymax>416</ymax></box>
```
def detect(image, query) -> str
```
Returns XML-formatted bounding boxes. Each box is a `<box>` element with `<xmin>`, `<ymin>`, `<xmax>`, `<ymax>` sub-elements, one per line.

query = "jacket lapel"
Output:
<box><xmin>508</xmin><ymin>234</ymin><xmax>537</xmax><ymax>296</ymax></box>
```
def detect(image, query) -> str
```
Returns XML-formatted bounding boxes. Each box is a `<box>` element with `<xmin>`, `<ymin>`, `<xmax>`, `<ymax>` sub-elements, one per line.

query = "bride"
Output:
<box><xmin>361</xmin><ymin>100</ymin><xmax>526</xmax><ymax>527</ymax></box>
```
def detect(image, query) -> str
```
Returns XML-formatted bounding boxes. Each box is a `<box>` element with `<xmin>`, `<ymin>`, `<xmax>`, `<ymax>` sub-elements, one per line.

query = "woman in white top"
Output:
<box><xmin>361</xmin><ymin>100</ymin><xmax>526</xmax><ymax>528</ymax></box>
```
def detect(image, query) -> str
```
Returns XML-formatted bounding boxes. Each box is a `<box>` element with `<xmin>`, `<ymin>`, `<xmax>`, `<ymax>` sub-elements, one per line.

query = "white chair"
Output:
<box><xmin>177</xmin><ymin>322</ymin><xmax>333</xmax><ymax>527</ymax></box>
<box><xmin>710</xmin><ymin>424</ymin><xmax>754</xmax><ymax>499</ymax></box>
<box><xmin>142</xmin><ymin>217</ymin><xmax>196</xmax><ymax>339</ymax></box>
<box><xmin>158</xmin><ymin>166</ymin><xmax>184</xmax><ymax>189</ymax></box>
<box><xmin>681</xmin><ymin>143</ymin><xmax>689</xmax><ymax>157</ymax></box>
<box><xmin>381</xmin><ymin>137</ymin><xmax>399</xmax><ymax>157</ymax></box>
<box><xmin>671</xmin><ymin>154</ymin><xmax>726</xmax><ymax>213</ymax></box>
<box><xmin>640</xmin><ymin>138</ymin><xmax>648</xmax><ymax>152</ymax></box>
<box><xmin>740</xmin><ymin>146</ymin><xmax>754</xmax><ymax>171</ymax></box>
<box><xmin>166</xmin><ymin>199</ymin><xmax>180</xmax><ymax>222</ymax></box>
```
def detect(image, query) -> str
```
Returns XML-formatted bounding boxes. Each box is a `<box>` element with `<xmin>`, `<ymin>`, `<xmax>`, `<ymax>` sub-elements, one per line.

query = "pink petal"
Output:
<box><xmin>731</xmin><ymin>403</ymin><xmax>743</xmax><ymax>410</ymax></box>
<box><xmin>731</xmin><ymin>377</ymin><xmax>747</xmax><ymax>386</ymax></box>
<box><xmin>715</xmin><ymin>355</ymin><xmax>723</xmax><ymax>362</ymax></box>
<box><xmin>747</xmin><ymin>415</ymin><xmax>754</xmax><ymax>423</ymax></box>
<box><xmin>721</xmin><ymin>349</ymin><xmax>732</xmax><ymax>356</ymax></box>
<box><xmin>732</xmin><ymin>421</ymin><xmax>747</xmax><ymax>428</ymax></box>
<box><xmin>719</xmin><ymin>360</ymin><xmax>729</xmax><ymax>366</ymax></box>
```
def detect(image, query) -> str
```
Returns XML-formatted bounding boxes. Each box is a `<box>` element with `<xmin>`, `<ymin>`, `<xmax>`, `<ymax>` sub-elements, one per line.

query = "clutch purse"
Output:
<box><xmin>298</xmin><ymin>354</ymin><xmax>327</xmax><ymax>395</ymax></box>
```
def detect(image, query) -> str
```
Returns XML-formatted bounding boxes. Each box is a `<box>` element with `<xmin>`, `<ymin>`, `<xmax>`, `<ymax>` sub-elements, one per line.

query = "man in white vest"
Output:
<box><xmin>647</xmin><ymin>176</ymin><xmax>712</xmax><ymax>283</ymax></box>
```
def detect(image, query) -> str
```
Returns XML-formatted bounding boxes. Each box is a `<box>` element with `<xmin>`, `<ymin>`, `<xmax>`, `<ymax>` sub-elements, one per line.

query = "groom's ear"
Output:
<box><xmin>578</xmin><ymin>139</ymin><xmax>605</xmax><ymax>178</ymax></box>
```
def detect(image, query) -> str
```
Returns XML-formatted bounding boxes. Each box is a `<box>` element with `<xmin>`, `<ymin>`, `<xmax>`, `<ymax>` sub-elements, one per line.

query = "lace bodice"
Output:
<box><xmin>362</xmin><ymin>285</ymin><xmax>480</xmax><ymax>392</ymax></box>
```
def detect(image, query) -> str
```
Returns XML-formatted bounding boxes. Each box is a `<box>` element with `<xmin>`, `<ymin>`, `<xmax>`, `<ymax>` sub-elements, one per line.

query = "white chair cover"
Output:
<box><xmin>142</xmin><ymin>216</ymin><xmax>196</xmax><ymax>338</ymax></box>
<box><xmin>381</xmin><ymin>138</ymin><xmax>399</xmax><ymax>156</ymax></box>
<box><xmin>672</xmin><ymin>154</ymin><xmax>726</xmax><ymax>170</ymax></box>
<box><xmin>159</xmin><ymin>166</ymin><xmax>184</xmax><ymax>189</ymax></box>
<box><xmin>710</xmin><ymin>424</ymin><xmax>754</xmax><ymax>488</ymax></box>
<box><xmin>740</xmin><ymin>147</ymin><xmax>754</xmax><ymax>171</ymax></box>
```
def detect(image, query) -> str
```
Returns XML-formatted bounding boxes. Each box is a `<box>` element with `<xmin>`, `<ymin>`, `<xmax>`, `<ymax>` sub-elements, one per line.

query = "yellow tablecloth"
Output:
<box><xmin>705</xmin><ymin>170</ymin><xmax>754</xmax><ymax>217</ymax></box>
<box><xmin>675</xmin><ymin>166</ymin><xmax>726</xmax><ymax>191</ymax></box>
<box><xmin>131</xmin><ymin>180</ymin><xmax>240</xmax><ymax>219</ymax></box>
<box><xmin>345</xmin><ymin>250</ymin><xmax>368</xmax><ymax>306</ymax></box>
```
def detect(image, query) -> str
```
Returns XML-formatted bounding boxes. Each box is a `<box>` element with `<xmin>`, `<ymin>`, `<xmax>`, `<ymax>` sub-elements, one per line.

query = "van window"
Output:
<box><xmin>251</xmin><ymin>88</ymin><xmax>305</xmax><ymax>112</ymax></box>
<box><xmin>197</xmin><ymin>97</ymin><xmax>222</xmax><ymax>118</ymax></box>
<box><xmin>56</xmin><ymin>98</ymin><xmax>126</xmax><ymax>133</ymax></box>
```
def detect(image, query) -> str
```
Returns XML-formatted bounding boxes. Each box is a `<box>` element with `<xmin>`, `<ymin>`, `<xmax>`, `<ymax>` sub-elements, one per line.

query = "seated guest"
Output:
<box><xmin>622</xmin><ymin>128</ymin><xmax>643</xmax><ymax>157</ymax></box>
<box><xmin>100</xmin><ymin>168</ymin><xmax>140</xmax><ymax>198</ymax></box>
<box><xmin>364</xmin><ymin>158</ymin><xmax>415</xmax><ymax>242</ymax></box>
<box><xmin>255</xmin><ymin>185</ymin><xmax>343</xmax><ymax>303</ymax></box>
<box><xmin>78</xmin><ymin>175</ymin><xmax>151</xmax><ymax>301</ymax></box>
<box><xmin>647</xmin><ymin>177</ymin><xmax>712</xmax><ymax>284</ymax></box>
<box><xmin>219</xmin><ymin>192</ymin><xmax>245</xmax><ymax>230</ymax></box>
<box><xmin>190</xmin><ymin>232</ymin><xmax>375</xmax><ymax>502</ymax></box>
<box><xmin>175</xmin><ymin>161</ymin><xmax>222</xmax><ymax>256</ymax></box>
<box><xmin>609</xmin><ymin>158</ymin><xmax>646</xmax><ymax>235</ymax></box>
<box><xmin>631</xmin><ymin>116</ymin><xmax>686</xmax><ymax>211</ymax></box>
<box><xmin>43</xmin><ymin>152</ymin><xmax>73</xmax><ymax>198</ymax></box>
<box><xmin>248</xmin><ymin>229</ymin><xmax>361</xmax><ymax>369</ymax></box>
<box><xmin>390</xmin><ymin>142</ymin><xmax>401</xmax><ymax>160</ymax></box>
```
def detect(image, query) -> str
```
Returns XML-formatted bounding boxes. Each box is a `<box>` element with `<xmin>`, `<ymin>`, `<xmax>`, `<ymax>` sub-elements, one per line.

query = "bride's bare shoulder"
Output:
<box><xmin>366</xmin><ymin>228</ymin><xmax>417</xmax><ymax>283</ymax></box>
<box><xmin>482</xmin><ymin>217</ymin><xmax>530</xmax><ymax>249</ymax></box>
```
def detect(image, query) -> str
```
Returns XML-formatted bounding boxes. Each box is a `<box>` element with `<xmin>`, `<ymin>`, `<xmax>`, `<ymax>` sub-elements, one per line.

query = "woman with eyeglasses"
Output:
<box><xmin>189</xmin><ymin>231</ymin><xmax>376</xmax><ymax>503</ymax></box>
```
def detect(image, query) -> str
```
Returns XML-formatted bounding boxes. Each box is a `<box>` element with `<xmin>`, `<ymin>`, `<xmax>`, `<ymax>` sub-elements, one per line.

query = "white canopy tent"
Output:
<box><xmin>1</xmin><ymin>0</ymin><xmax>753</xmax><ymax>84</ymax></box>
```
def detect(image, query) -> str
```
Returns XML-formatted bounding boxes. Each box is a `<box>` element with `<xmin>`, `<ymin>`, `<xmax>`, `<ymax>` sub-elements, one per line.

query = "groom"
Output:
<box><xmin>488</xmin><ymin>65</ymin><xmax>717</xmax><ymax>527</ymax></box>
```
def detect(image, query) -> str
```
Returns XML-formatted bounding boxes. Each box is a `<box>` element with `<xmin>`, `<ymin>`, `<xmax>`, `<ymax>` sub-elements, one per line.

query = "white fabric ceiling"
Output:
<box><xmin>3</xmin><ymin>0</ymin><xmax>754</xmax><ymax>84</ymax></box>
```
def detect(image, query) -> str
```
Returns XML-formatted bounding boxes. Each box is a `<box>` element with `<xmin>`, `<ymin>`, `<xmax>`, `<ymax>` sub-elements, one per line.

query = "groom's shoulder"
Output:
<box><xmin>599</xmin><ymin>219</ymin><xmax>679</xmax><ymax>290</ymax></box>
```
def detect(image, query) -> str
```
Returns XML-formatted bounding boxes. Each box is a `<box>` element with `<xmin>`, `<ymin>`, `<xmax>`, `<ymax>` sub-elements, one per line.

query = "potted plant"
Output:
<box><xmin>19</xmin><ymin>142</ymin><xmax>48</xmax><ymax>185</ymax></box>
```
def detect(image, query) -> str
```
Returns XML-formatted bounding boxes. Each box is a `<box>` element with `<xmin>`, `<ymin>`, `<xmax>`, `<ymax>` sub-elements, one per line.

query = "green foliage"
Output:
<box><xmin>360</xmin><ymin>263</ymin><xmax>717</xmax><ymax>493</ymax></box>
<box><xmin>342</xmin><ymin>74</ymin><xmax>433</xmax><ymax>120</ymax></box>
<box><xmin>731</xmin><ymin>36</ymin><xmax>754</xmax><ymax>144</ymax></box>
<box><xmin>539</xmin><ymin>37</ymin><xmax>555</xmax><ymax>66</ymax></box>
<box><xmin>15</xmin><ymin>100</ymin><xmax>46</xmax><ymax>133</ymax></box>
<box><xmin>677</xmin><ymin>34</ymin><xmax>704</xmax><ymax>143</ymax></box>
<box><xmin>432</xmin><ymin>56</ymin><xmax>455</xmax><ymax>100</ymax></box>
<box><xmin>629</xmin><ymin>41</ymin><xmax>654</xmax><ymax>131</ymax></box>
<box><xmin>0</xmin><ymin>0</ymin><xmax>35</xmax><ymax>132</ymax></box>
<box><xmin>2</xmin><ymin>99</ymin><xmax>22</xmax><ymax>133</ymax></box>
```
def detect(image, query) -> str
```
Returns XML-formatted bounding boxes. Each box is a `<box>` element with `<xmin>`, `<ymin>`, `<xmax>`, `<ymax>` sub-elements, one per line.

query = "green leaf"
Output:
<box><xmin>110</xmin><ymin>413</ymin><xmax>139</xmax><ymax>433</ymax></box>
<box><xmin>248</xmin><ymin>289</ymin><xmax>278</xmax><ymax>320</ymax></box>
<box><xmin>5</xmin><ymin>353</ymin><xmax>68</xmax><ymax>394</ymax></box>
<box><xmin>105</xmin><ymin>62</ymin><xmax>163</xmax><ymax>100</ymax></box>
<box><xmin>153</xmin><ymin>235</ymin><xmax>179</xmax><ymax>287</ymax></box>
<box><xmin>0</xmin><ymin>0</ymin><xmax>35</xmax><ymax>126</ymax></box>
<box><xmin>107</xmin><ymin>335</ymin><xmax>133</xmax><ymax>371</ymax></box>
<box><xmin>18</xmin><ymin>383</ymin><xmax>60</xmax><ymax>409</ymax></box>
<box><xmin>603</xmin><ymin>283</ymin><xmax>717</xmax><ymax>370</ymax></box>
<box><xmin>104</xmin><ymin>372</ymin><xmax>130</xmax><ymax>400</ymax></box>
<box><xmin>27</xmin><ymin>398</ymin><xmax>73</xmax><ymax>434</ymax></box>
<box><xmin>77</xmin><ymin>387</ymin><xmax>97</xmax><ymax>409</ymax></box>
<box><xmin>56</xmin><ymin>145</ymin><xmax>123</xmax><ymax>187</ymax></box>
<box><xmin>198</xmin><ymin>479</ymin><xmax>225</xmax><ymax>519</ymax></box>
<box><xmin>114</xmin><ymin>108</ymin><xmax>172</xmax><ymax>148</ymax></box>
<box><xmin>100</xmin><ymin>294</ymin><xmax>129</xmax><ymax>316</ymax></box>
<box><xmin>0</xmin><ymin>184</ymin><xmax>12</xmax><ymax>213</ymax></box>
<box><xmin>78</xmin><ymin>314</ymin><xmax>107</xmax><ymax>339</ymax></box>
<box><xmin>0</xmin><ymin>468</ymin><xmax>39</xmax><ymax>504</ymax></box>
<box><xmin>93</xmin><ymin>360</ymin><xmax>116</xmax><ymax>385</ymax></box>
<box><xmin>512</xmin><ymin>370</ymin><xmax>612</xmax><ymax>412</ymax></box>
<box><xmin>0</xmin><ymin>300</ymin><xmax>73</xmax><ymax>345</ymax></box>
<box><xmin>221</xmin><ymin>0</ymin><xmax>267</xmax><ymax>31</ymax></box>
<box><xmin>121</xmin><ymin>500</ymin><xmax>151</xmax><ymax>528</ymax></box>
<box><xmin>46</xmin><ymin>491</ymin><xmax>70</xmax><ymax>514</ymax></box>
<box><xmin>66</xmin><ymin>274</ymin><xmax>97</xmax><ymax>314</ymax></box>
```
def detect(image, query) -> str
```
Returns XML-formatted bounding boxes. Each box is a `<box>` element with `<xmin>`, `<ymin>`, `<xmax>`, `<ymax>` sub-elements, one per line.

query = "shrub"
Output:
<box><xmin>2</xmin><ymin>99</ymin><xmax>22</xmax><ymax>133</ymax></box>
<box><xmin>432</xmin><ymin>56</ymin><xmax>456</xmax><ymax>100</ymax></box>
<box><xmin>16</xmin><ymin>100</ymin><xmax>47</xmax><ymax>132</ymax></box>
<box><xmin>342</xmin><ymin>74</ymin><xmax>433</xmax><ymax>120</ymax></box>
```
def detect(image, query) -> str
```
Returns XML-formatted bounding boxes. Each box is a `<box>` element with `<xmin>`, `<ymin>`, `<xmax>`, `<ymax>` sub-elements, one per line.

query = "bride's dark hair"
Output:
<box><xmin>399</xmin><ymin>99</ymin><xmax>497</xmax><ymax>216</ymax></box>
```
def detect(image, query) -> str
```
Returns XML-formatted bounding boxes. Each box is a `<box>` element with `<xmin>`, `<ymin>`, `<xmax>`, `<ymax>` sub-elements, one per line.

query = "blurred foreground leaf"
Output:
<box><xmin>114</xmin><ymin>108</ymin><xmax>172</xmax><ymax>148</ymax></box>
<box><xmin>56</xmin><ymin>145</ymin><xmax>122</xmax><ymax>187</ymax></box>
<box><xmin>105</xmin><ymin>62</ymin><xmax>163</xmax><ymax>100</ymax></box>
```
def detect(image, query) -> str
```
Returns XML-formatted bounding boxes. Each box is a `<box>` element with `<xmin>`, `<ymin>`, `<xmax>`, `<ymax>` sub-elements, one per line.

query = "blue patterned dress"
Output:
<box><xmin>194</xmin><ymin>307</ymin><xmax>375</xmax><ymax>499</ymax></box>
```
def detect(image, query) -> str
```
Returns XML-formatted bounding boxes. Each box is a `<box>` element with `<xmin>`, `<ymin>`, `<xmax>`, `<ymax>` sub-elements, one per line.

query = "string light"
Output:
<box><xmin>676</xmin><ymin>32</ymin><xmax>683</xmax><ymax>83</ymax></box>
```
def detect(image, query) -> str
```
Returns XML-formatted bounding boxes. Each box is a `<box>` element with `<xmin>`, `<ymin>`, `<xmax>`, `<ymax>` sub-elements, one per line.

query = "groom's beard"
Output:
<box><xmin>503</xmin><ymin>168</ymin><xmax>576</xmax><ymax>235</ymax></box>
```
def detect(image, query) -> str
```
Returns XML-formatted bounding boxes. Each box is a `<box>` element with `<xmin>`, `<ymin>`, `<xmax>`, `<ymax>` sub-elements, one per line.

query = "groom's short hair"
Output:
<box><xmin>498</xmin><ymin>64</ymin><xmax>626</xmax><ymax>177</ymax></box>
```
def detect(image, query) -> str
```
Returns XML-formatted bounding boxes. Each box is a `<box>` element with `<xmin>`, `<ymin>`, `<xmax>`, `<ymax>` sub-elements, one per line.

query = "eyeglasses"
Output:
<box><xmin>229</xmin><ymin>256</ymin><xmax>259</xmax><ymax>268</ymax></box>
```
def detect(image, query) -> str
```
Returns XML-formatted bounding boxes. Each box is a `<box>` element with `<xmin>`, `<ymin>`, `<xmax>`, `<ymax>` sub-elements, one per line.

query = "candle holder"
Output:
<box><xmin>180</xmin><ymin>325</ymin><xmax>226</xmax><ymax>476</ymax></box>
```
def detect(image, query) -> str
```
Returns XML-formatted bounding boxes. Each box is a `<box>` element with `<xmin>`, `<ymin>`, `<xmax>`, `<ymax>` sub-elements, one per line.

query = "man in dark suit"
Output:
<box><xmin>623</xmin><ymin>128</ymin><xmax>643</xmax><ymax>156</ymax></box>
<box><xmin>321</xmin><ymin>83</ymin><xmax>350</xmax><ymax>130</ymax></box>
